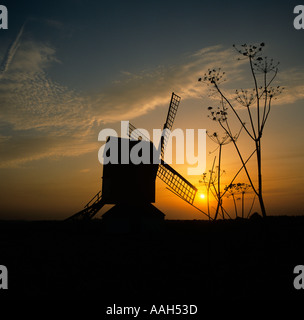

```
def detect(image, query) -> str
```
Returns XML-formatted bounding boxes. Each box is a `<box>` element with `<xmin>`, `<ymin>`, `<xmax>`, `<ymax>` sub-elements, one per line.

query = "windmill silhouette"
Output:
<box><xmin>66</xmin><ymin>93</ymin><xmax>199</xmax><ymax>230</ymax></box>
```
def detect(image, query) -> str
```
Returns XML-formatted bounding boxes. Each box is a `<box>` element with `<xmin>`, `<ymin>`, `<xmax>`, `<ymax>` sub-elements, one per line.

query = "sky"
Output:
<box><xmin>0</xmin><ymin>0</ymin><xmax>303</xmax><ymax>220</ymax></box>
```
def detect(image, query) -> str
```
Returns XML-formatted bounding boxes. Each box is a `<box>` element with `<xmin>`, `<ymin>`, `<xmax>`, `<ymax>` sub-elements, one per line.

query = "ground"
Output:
<box><xmin>1</xmin><ymin>216</ymin><xmax>304</xmax><ymax>300</ymax></box>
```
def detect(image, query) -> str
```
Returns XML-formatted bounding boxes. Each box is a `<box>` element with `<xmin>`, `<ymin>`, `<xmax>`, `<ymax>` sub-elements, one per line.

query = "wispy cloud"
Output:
<box><xmin>87</xmin><ymin>45</ymin><xmax>304</xmax><ymax>122</ymax></box>
<box><xmin>0</xmin><ymin>28</ymin><xmax>303</xmax><ymax>169</ymax></box>
<box><xmin>0</xmin><ymin>23</ymin><xmax>25</xmax><ymax>77</ymax></box>
<box><xmin>0</xmin><ymin>26</ymin><xmax>95</xmax><ymax>168</ymax></box>
<box><xmin>87</xmin><ymin>45</ymin><xmax>245</xmax><ymax>123</ymax></box>
<box><xmin>0</xmin><ymin>134</ymin><xmax>98</xmax><ymax>168</ymax></box>
<box><xmin>276</xmin><ymin>68</ymin><xmax>304</xmax><ymax>105</ymax></box>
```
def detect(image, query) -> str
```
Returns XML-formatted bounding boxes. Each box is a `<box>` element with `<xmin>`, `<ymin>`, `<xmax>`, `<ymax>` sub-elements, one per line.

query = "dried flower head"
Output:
<box><xmin>233</xmin><ymin>43</ymin><xmax>265</xmax><ymax>59</ymax></box>
<box><xmin>207</xmin><ymin>105</ymin><xmax>228</xmax><ymax>122</ymax></box>
<box><xmin>235</xmin><ymin>88</ymin><xmax>256</xmax><ymax>108</ymax></box>
<box><xmin>207</xmin><ymin>130</ymin><xmax>231</xmax><ymax>145</ymax></box>
<box><xmin>253</xmin><ymin>56</ymin><xmax>280</xmax><ymax>74</ymax></box>
<box><xmin>225</xmin><ymin>183</ymin><xmax>252</xmax><ymax>195</ymax></box>
<box><xmin>198</xmin><ymin>68</ymin><xmax>226</xmax><ymax>86</ymax></box>
<box><xmin>267</xmin><ymin>86</ymin><xmax>284</xmax><ymax>99</ymax></box>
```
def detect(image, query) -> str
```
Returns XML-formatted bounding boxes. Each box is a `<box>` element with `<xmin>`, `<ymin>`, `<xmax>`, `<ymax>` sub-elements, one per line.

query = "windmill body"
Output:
<box><xmin>101</xmin><ymin>137</ymin><xmax>164</xmax><ymax>233</ymax></box>
<box><xmin>101</xmin><ymin>137</ymin><xmax>158</xmax><ymax>205</ymax></box>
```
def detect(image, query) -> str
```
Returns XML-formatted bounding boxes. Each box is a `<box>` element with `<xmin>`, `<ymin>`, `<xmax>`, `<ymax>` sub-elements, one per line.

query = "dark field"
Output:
<box><xmin>1</xmin><ymin>216</ymin><xmax>304</xmax><ymax>300</ymax></box>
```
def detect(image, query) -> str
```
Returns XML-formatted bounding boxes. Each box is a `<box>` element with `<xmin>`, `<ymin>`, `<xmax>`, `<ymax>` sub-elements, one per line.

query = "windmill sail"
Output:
<box><xmin>129</xmin><ymin>92</ymin><xmax>181</xmax><ymax>158</ymax></box>
<box><xmin>160</xmin><ymin>92</ymin><xmax>181</xmax><ymax>158</ymax></box>
<box><xmin>157</xmin><ymin>162</ymin><xmax>197</xmax><ymax>204</ymax></box>
<box><xmin>128</xmin><ymin>122</ymin><xmax>150</xmax><ymax>141</ymax></box>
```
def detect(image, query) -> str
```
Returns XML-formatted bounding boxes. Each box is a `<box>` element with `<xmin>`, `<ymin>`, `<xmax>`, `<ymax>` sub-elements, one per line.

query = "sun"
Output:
<box><xmin>200</xmin><ymin>194</ymin><xmax>205</xmax><ymax>199</ymax></box>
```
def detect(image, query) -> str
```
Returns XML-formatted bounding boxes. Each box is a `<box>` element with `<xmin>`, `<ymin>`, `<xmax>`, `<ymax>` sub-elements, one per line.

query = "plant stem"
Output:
<box><xmin>214</xmin><ymin>144</ymin><xmax>222</xmax><ymax>220</ymax></box>
<box><xmin>256</xmin><ymin>139</ymin><xmax>267</xmax><ymax>217</ymax></box>
<box><xmin>214</xmin><ymin>82</ymin><xmax>255</xmax><ymax>140</ymax></box>
<box><xmin>242</xmin><ymin>192</ymin><xmax>244</xmax><ymax>219</ymax></box>
<box><xmin>219</xmin><ymin>120</ymin><xmax>258</xmax><ymax>195</ymax></box>
<box><xmin>232</xmin><ymin>193</ymin><xmax>238</xmax><ymax>218</ymax></box>
<box><xmin>249</xmin><ymin>56</ymin><xmax>260</xmax><ymax>133</ymax></box>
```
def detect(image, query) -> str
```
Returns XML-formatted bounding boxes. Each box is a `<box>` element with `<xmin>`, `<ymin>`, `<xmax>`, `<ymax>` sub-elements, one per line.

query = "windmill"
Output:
<box><xmin>66</xmin><ymin>93</ymin><xmax>204</xmax><ymax>229</ymax></box>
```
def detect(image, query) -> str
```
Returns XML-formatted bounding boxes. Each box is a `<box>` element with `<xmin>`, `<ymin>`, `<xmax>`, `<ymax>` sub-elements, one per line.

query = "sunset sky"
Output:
<box><xmin>0</xmin><ymin>0</ymin><xmax>303</xmax><ymax>220</ymax></box>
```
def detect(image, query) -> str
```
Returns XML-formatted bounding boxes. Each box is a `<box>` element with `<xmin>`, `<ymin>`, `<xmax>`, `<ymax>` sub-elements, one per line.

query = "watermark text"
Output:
<box><xmin>0</xmin><ymin>5</ymin><xmax>7</xmax><ymax>29</ymax></box>
<box><xmin>0</xmin><ymin>265</ymin><xmax>8</xmax><ymax>289</ymax></box>
<box><xmin>98</xmin><ymin>121</ymin><xmax>206</xmax><ymax>175</ymax></box>
<box><xmin>294</xmin><ymin>5</ymin><xmax>304</xmax><ymax>29</ymax></box>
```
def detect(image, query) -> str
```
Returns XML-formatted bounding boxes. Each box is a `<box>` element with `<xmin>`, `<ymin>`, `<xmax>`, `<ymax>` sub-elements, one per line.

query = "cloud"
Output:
<box><xmin>275</xmin><ymin>68</ymin><xmax>304</xmax><ymax>105</ymax></box>
<box><xmin>87</xmin><ymin>44</ymin><xmax>304</xmax><ymax>123</ymax></box>
<box><xmin>0</xmin><ymin>28</ymin><xmax>96</xmax><ymax>168</ymax></box>
<box><xmin>44</xmin><ymin>19</ymin><xmax>65</xmax><ymax>30</ymax></box>
<box><xmin>87</xmin><ymin>45</ymin><xmax>245</xmax><ymax>123</ymax></box>
<box><xmin>0</xmin><ymin>43</ymin><xmax>97</xmax><ymax>167</ymax></box>
<box><xmin>0</xmin><ymin>134</ymin><xmax>98</xmax><ymax>168</ymax></box>
<box><xmin>0</xmin><ymin>23</ymin><xmax>25</xmax><ymax>77</ymax></box>
<box><xmin>1</xmin><ymin>30</ymin><xmax>303</xmax><ymax>168</ymax></box>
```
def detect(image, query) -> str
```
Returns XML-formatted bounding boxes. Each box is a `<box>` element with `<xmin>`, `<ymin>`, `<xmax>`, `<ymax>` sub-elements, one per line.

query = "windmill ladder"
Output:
<box><xmin>65</xmin><ymin>190</ymin><xmax>106</xmax><ymax>221</ymax></box>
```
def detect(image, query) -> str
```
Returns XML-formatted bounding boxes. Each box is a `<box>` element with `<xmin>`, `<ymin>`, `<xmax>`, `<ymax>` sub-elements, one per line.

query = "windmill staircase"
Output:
<box><xmin>65</xmin><ymin>190</ymin><xmax>106</xmax><ymax>221</ymax></box>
